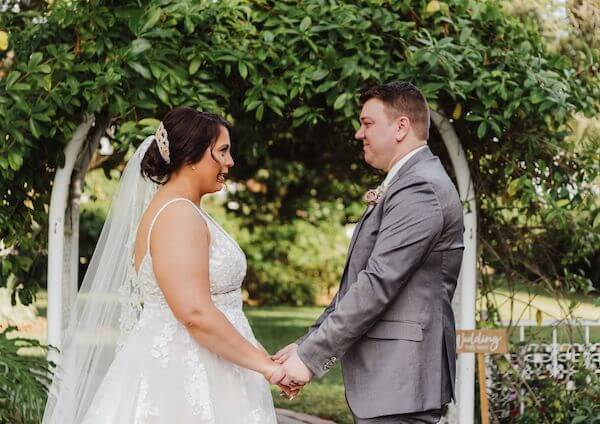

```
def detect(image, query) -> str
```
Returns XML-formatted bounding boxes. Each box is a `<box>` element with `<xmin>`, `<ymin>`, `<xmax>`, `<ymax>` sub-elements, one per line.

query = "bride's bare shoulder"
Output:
<box><xmin>148</xmin><ymin>197</ymin><xmax>209</xmax><ymax>245</ymax></box>
<box><xmin>133</xmin><ymin>196</ymin><xmax>209</xmax><ymax>260</ymax></box>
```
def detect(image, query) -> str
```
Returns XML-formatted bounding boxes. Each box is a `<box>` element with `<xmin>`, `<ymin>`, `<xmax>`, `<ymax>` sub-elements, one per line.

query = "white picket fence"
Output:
<box><xmin>487</xmin><ymin>319</ymin><xmax>600</xmax><ymax>418</ymax></box>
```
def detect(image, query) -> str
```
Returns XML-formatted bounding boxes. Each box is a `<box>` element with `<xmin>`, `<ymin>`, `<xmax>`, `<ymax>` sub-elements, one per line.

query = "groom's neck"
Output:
<box><xmin>384</xmin><ymin>140</ymin><xmax>427</xmax><ymax>172</ymax></box>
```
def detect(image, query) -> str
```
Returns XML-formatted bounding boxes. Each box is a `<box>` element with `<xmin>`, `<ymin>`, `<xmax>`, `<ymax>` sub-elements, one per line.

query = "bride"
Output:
<box><xmin>43</xmin><ymin>107</ymin><xmax>288</xmax><ymax>423</ymax></box>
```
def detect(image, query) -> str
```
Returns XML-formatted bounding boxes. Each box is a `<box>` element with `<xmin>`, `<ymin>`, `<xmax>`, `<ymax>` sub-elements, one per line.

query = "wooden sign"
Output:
<box><xmin>456</xmin><ymin>329</ymin><xmax>508</xmax><ymax>354</ymax></box>
<box><xmin>456</xmin><ymin>328</ymin><xmax>509</xmax><ymax>424</ymax></box>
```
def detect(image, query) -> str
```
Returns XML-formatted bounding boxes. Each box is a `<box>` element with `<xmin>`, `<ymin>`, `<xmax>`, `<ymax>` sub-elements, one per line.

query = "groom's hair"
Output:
<box><xmin>359</xmin><ymin>81</ymin><xmax>430</xmax><ymax>140</ymax></box>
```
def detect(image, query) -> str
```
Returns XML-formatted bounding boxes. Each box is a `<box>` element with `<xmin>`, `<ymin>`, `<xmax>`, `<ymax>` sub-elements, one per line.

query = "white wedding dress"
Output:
<box><xmin>80</xmin><ymin>198</ymin><xmax>277</xmax><ymax>423</ymax></box>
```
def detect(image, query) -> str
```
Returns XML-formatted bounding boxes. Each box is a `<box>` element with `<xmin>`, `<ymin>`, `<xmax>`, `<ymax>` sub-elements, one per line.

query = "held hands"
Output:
<box><xmin>271</xmin><ymin>342</ymin><xmax>298</xmax><ymax>363</ymax></box>
<box><xmin>259</xmin><ymin>343</ymin><xmax>301</xmax><ymax>399</ymax></box>
<box><xmin>271</xmin><ymin>343</ymin><xmax>313</xmax><ymax>398</ymax></box>
<box><xmin>260</xmin><ymin>342</ymin><xmax>313</xmax><ymax>399</ymax></box>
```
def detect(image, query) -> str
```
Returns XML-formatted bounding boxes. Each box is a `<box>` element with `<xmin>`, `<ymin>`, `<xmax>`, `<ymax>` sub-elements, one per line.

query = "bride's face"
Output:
<box><xmin>191</xmin><ymin>126</ymin><xmax>234</xmax><ymax>193</ymax></box>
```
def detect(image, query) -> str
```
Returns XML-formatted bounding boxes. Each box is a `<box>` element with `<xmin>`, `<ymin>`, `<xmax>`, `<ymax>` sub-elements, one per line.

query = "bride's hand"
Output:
<box><xmin>257</xmin><ymin>341</ymin><xmax>269</xmax><ymax>357</ymax></box>
<box><xmin>263</xmin><ymin>362</ymin><xmax>286</xmax><ymax>385</ymax></box>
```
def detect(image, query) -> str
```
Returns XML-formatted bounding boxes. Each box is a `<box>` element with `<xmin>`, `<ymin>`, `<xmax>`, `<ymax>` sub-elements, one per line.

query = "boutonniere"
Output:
<box><xmin>363</xmin><ymin>185</ymin><xmax>386</xmax><ymax>206</ymax></box>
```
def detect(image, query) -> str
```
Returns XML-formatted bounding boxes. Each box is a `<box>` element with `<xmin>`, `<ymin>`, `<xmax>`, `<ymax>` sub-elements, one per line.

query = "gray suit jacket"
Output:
<box><xmin>297</xmin><ymin>147</ymin><xmax>464</xmax><ymax>418</ymax></box>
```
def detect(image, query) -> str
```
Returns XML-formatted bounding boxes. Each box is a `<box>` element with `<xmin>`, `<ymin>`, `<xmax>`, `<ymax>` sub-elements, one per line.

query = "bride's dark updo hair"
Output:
<box><xmin>141</xmin><ymin>107</ymin><xmax>231</xmax><ymax>184</ymax></box>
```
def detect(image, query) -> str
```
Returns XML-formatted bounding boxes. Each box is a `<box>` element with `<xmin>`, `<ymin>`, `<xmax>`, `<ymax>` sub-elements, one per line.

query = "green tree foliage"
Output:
<box><xmin>0</xmin><ymin>0</ymin><xmax>597</xmax><ymax>304</ymax></box>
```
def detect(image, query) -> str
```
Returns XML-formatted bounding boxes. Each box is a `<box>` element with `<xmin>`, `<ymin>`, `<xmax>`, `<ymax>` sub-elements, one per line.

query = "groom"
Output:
<box><xmin>273</xmin><ymin>81</ymin><xmax>464</xmax><ymax>423</ymax></box>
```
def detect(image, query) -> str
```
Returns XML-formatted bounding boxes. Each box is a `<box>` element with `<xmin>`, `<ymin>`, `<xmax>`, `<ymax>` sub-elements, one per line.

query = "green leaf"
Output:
<box><xmin>316</xmin><ymin>80</ymin><xmax>338</xmax><ymax>93</ymax></box>
<box><xmin>155</xmin><ymin>85</ymin><xmax>169</xmax><ymax>103</ymax></box>
<box><xmin>256</xmin><ymin>104</ymin><xmax>264</xmax><ymax>121</ymax></box>
<box><xmin>507</xmin><ymin>179</ymin><xmax>520</xmax><ymax>197</ymax></box>
<box><xmin>138</xmin><ymin>118</ymin><xmax>160</xmax><ymax>128</ymax></box>
<box><xmin>530</xmin><ymin>90</ymin><xmax>544</xmax><ymax>104</ymax></box>
<box><xmin>333</xmin><ymin>93</ymin><xmax>348</xmax><ymax>110</ymax></box>
<box><xmin>593</xmin><ymin>213</ymin><xmax>600</xmax><ymax>229</ymax></box>
<box><xmin>8</xmin><ymin>151</ymin><xmax>23</xmax><ymax>171</ymax></box>
<box><xmin>188</xmin><ymin>58</ymin><xmax>202</xmax><ymax>76</ymax></box>
<box><xmin>28</xmin><ymin>52</ymin><xmax>43</xmax><ymax>69</ymax></box>
<box><xmin>268</xmin><ymin>81</ymin><xmax>287</xmax><ymax>96</ymax></box>
<box><xmin>130</xmin><ymin>38</ymin><xmax>151</xmax><ymax>56</ymax></box>
<box><xmin>425</xmin><ymin>1</ymin><xmax>441</xmax><ymax>14</ymax></box>
<box><xmin>120</xmin><ymin>121</ymin><xmax>137</xmax><ymax>133</ymax></box>
<box><xmin>238</xmin><ymin>62</ymin><xmax>248</xmax><ymax>79</ymax></box>
<box><xmin>477</xmin><ymin>121</ymin><xmax>487</xmax><ymax>139</ymax></box>
<box><xmin>38</xmin><ymin>64</ymin><xmax>52</xmax><ymax>74</ymax></box>
<box><xmin>311</xmin><ymin>69</ymin><xmax>329</xmax><ymax>81</ymax></box>
<box><xmin>149</xmin><ymin>64</ymin><xmax>165</xmax><ymax>80</ymax></box>
<box><xmin>300</xmin><ymin>16</ymin><xmax>312</xmax><ymax>32</ymax></box>
<box><xmin>10</xmin><ymin>83</ymin><xmax>31</xmax><ymax>91</ymax></box>
<box><xmin>5</xmin><ymin>71</ymin><xmax>21</xmax><ymax>87</ymax></box>
<box><xmin>292</xmin><ymin>106</ymin><xmax>311</xmax><ymax>118</ymax></box>
<box><xmin>136</xmin><ymin>99</ymin><xmax>158</xmax><ymax>110</ymax></box>
<box><xmin>130</xmin><ymin>62</ymin><xmax>151</xmax><ymax>79</ymax></box>
<box><xmin>29</xmin><ymin>118</ymin><xmax>41</xmax><ymax>139</ymax></box>
<box><xmin>245</xmin><ymin>100</ymin><xmax>262</xmax><ymax>111</ymax></box>
<box><xmin>263</xmin><ymin>31</ymin><xmax>274</xmax><ymax>43</ymax></box>
<box><xmin>140</xmin><ymin>8</ymin><xmax>162</xmax><ymax>34</ymax></box>
<box><xmin>465</xmin><ymin>114</ymin><xmax>484</xmax><ymax>122</ymax></box>
<box><xmin>184</xmin><ymin>17</ymin><xmax>195</xmax><ymax>34</ymax></box>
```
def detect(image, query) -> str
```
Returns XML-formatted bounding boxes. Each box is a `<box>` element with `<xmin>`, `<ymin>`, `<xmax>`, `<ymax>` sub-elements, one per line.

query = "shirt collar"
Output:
<box><xmin>382</xmin><ymin>145</ymin><xmax>428</xmax><ymax>188</ymax></box>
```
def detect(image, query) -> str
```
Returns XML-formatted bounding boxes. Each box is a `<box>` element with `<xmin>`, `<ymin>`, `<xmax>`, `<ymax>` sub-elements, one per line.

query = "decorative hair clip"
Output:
<box><xmin>154</xmin><ymin>122</ymin><xmax>170</xmax><ymax>164</ymax></box>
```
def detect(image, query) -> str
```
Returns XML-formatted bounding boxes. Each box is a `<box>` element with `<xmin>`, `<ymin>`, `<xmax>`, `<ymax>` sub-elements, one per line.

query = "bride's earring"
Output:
<box><xmin>191</xmin><ymin>165</ymin><xmax>197</xmax><ymax>171</ymax></box>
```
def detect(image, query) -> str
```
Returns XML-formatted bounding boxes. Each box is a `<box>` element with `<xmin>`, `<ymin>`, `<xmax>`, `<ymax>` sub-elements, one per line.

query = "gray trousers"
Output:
<box><xmin>351</xmin><ymin>405</ymin><xmax>446</xmax><ymax>424</ymax></box>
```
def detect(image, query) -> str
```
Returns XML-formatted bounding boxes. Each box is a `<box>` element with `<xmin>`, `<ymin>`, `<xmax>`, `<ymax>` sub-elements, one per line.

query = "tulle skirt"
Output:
<box><xmin>81</xmin><ymin>303</ymin><xmax>277</xmax><ymax>424</ymax></box>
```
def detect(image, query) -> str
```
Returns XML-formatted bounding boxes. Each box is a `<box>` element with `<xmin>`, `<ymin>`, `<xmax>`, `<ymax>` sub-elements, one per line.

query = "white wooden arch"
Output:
<box><xmin>47</xmin><ymin>111</ymin><xmax>477</xmax><ymax>424</ymax></box>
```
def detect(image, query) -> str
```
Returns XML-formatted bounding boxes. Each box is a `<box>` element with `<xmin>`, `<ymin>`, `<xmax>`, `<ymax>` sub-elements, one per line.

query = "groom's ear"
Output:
<box><xmin>395</xmin><ymin>116</ymin><xmax>410</xmax><ymax>142</ymax></box>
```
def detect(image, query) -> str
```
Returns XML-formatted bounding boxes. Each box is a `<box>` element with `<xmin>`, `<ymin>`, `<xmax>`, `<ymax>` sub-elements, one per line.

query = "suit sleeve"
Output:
<box><xmin>296</xmin><ymin>291</ymin><xmax>339</xmax><ymax>345</ymax></box>
<box><xmin>297</xmin><ymin>178</ymin><xmax>444</xmax><ymax>377</ymax></box>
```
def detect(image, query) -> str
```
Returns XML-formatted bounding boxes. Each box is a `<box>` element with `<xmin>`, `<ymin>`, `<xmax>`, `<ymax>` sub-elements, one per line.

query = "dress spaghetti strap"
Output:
<box><xmin>145</xmin><ymin>197</ymin><xmax>204</xmax><ymax>254</ymax></box>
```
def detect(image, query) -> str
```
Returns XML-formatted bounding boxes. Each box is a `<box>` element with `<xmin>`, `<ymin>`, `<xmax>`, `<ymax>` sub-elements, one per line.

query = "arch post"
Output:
<box><xmin>431</xmin><ymin>110</ymin><xmax>478</xmax><ymax>424</ymax></box>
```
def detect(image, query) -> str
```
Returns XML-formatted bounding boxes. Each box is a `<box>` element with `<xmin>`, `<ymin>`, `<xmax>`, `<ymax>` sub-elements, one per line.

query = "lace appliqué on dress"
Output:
<box><xmin>134</xmin><ymin>374</ymin><xmax>159</xmax><ymax>423</ymax></box>
<box><xmin>151</xmin><ymin>320</ymin><xmax>177</xmax><ymax>368</ymax></box>
<box><xmin>182</xmin><ymin>349</ymin><xmax>214</xmax><ymax>420</ymax></box>
<box><xmin>116</xmin><ymin>252</ymin><xmax>144</xmax><ymax>352</ymax></box>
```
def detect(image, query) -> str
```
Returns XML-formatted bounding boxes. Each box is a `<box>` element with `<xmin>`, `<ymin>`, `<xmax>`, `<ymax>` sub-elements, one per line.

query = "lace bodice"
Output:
<box><xmin>120</xmin><ymin>198</ymin><xmax>247</xmax><ymax>333</ymax></box>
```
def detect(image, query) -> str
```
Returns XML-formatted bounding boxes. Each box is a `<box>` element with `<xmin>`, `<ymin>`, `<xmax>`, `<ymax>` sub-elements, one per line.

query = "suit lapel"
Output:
<box><xmin>341</xmin><ymin>203</ymin><xmax>377</xmax><ymax>276</ymax></box>
<box><xmin>347</xmin><ymin>206</ymin><xmax>375</xmax><ymax>258</ymax></box>
<box><xmin>343</xmin><ymin>146</ymin><xmax>433</xmax><ymax>265</ymax></box>
<box><xmin>338</xmin><ymin>147</ymin><xmax>435</xmax><ymax>297</ymax></box>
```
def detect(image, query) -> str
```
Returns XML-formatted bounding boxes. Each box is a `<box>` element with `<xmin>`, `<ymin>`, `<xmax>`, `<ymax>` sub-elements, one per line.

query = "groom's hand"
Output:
<box><xmin>272</xmin><ymin>343</ymin><xmax>298</xmax><ymax>364</ymax></box>
<box><xmin>280</xmin><ymin>350</ymin><xmax>313</xmax><ymax>387</ymax></box>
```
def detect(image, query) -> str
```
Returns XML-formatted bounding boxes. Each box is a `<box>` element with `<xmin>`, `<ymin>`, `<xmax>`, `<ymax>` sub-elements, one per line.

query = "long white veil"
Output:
<box><xmin>43</xmin><ymin>136</ymin><xmax>159</xmax><ymax>423</ymax></box>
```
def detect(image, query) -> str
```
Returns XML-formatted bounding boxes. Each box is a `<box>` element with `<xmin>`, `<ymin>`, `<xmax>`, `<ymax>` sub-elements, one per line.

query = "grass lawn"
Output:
<box><xmin>245</xmin><ymin>306</ymin><xmax>353</xmax><ymax>424</ymax></box>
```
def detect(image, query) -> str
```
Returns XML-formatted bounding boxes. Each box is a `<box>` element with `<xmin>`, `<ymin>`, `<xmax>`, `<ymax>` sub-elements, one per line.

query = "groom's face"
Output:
<box><xmin>355</xmin><ymin>98</ymin><xmax>402</xmax><ymax>171</ymax></box>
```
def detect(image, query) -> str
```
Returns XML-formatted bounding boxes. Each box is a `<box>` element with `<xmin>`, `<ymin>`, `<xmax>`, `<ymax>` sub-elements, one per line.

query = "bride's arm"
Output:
<box><xmin>149</xmin><ymin>203</ymin><xmax>282</xmax><ymax>383</ymax></box>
